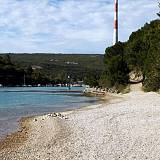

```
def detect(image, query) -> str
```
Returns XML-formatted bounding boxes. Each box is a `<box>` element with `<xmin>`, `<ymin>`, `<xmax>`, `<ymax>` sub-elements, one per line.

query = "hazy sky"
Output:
<box><xmin>0</xmin><ymin>0</ymin><xmax>158</xmax><ymax>54</ymax></box>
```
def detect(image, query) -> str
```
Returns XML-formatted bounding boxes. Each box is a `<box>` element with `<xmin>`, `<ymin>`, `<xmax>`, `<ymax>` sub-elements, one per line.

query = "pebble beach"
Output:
<box><xmin>1</xmin><ymin>84</ymin><xmax>160</xmax><ymax>160</ymax></box>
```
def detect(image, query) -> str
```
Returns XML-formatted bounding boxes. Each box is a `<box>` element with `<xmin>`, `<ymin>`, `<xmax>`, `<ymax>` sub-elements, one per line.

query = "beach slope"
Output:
<box><xmin>1</xmin><ymin>84</ymin><xmax>160</xmax><ymax>160</ymax></box>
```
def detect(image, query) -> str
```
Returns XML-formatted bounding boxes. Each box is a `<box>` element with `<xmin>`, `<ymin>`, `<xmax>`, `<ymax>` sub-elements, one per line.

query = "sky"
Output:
<box><xmin>0</xmin><ymin>0</ymin><xmax>159</xmax><ymax>54</ymax></box>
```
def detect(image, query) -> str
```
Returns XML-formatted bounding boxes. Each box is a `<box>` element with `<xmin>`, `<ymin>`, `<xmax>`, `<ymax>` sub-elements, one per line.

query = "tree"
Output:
<box><xmin>104</xmin><ymin>42</ymin><xmax>129</xmax><ymax>89</ymax></box>
<box><xmin>143</xmin><ymin>45</ymin><xmax>160</xmax><ymax>91</ymax></box>
<box><xmin>83</xmin><ymin>71</ymin><xmax>99</xmax><ymax>87</ymax></box>
<box><xmin>4</xmin><ymin>54</ymin><xmax>12</xmax><ymax>65</ymax></box>
<box><xmin>103</xmin><ymin>20</ymin><xmax>160</xmax><ymax>92</ymax></box>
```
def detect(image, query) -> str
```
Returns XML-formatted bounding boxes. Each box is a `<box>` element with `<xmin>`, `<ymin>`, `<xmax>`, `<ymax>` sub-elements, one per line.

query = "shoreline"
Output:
<box><xmin>0</xmin><ymin>92</ymin><xmax>120</xmax><ymax>152</ymax></box>
<box><xmin>0</xmin><ymin>116</ymin><xmax>32</xmax><ymax>151</ymax></box>
<box><xmin>2</xmin><ymin>84</ymin><xmax>160</xmax><ymax>159</ymax></box>
<box><xmin>0</xmin><ymin>90</ymin><xmax>102</xmax><ymax>141</ymax></box>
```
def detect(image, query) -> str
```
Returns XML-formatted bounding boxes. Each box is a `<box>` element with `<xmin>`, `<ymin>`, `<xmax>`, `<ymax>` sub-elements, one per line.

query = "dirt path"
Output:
<box><xmin>130</xmin><ymin>83</ymin><xmax>143</xmax><ymax>92</ymax></box>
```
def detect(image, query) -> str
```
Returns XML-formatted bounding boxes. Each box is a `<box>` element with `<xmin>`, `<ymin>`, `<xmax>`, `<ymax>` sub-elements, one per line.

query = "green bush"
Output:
<box><xmin>103</xmin><ymin>42</ymin><xmax>130</xmax><ymax>89</ymax></box>
<box><xmin>103</xmin><ymin>20</ymin><xmax>160</xmax><ymax>92</ymax></box>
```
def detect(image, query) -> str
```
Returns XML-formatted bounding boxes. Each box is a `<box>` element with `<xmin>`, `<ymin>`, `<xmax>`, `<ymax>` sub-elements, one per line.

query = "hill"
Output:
<box><xmin>103</xmin><ymin>19</ymin><xmax>160</xmax><ymax>92</ymax></box>
<box><xmin>0</xmin><ymin>53</ymin><xmax>104</xmax><ymax>86</ymax></box>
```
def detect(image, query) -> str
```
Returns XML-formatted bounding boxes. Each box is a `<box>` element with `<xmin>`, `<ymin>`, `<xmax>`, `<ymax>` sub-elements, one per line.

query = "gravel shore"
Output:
<box><xmin>1</xmin><ymin>84</ymin><xmax>160</xmax><ymax>160</ymax></box>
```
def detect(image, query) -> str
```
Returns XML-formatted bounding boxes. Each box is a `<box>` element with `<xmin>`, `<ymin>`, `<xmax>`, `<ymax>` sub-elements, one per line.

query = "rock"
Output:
<box><xmin>47</xmin><ymin>112</ymin><xmax>68</xmax><ymax>119</ymax></box>
<box><xmin>51</xmin><ymin>112</ymin><xmax>57</xmax><ymax>117</ymax></box>
<box><xmin>64</xmin><ymin>116</ymin><xmax>68</xmax><ymax>120</ymax></box>
<box><xmin>56</xmin><ymin>113</ymin><xmax>61</xmax><ymax>116</ymax></box>
<box><xmin>129</xmin><ymin>70</ymin><xmax>143</xmax><ymax>83</ymax></box>
<box><xmin>34</xmin><ymin>118</ymin><xmax>37</xmax><ymax>122</ymax></box>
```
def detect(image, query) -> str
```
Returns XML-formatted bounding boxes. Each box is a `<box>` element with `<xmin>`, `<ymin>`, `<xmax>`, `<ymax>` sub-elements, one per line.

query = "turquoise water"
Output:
<box><xmin>0</xmin><ymin>87</ymin><xmax>99</xmax><ymax>138</ymax></box>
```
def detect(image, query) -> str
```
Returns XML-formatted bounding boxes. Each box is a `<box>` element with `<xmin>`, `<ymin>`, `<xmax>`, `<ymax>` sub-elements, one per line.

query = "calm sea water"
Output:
<box><xmin>0</xmin><ymin>87</ymin><xmax>99</xmax><ymax>139</ymax></box>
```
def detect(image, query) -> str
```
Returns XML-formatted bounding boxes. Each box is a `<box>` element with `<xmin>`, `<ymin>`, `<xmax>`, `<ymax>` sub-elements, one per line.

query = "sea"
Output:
<box><xmin>0</xmin><ymin>86</ymin><xmax>99</xmax><ymax>139</ymax></box>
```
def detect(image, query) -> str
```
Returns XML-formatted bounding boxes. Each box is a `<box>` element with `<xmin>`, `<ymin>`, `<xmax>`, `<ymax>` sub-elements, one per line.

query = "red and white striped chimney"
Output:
<box><xmin>113</xmin><ymin>0</ymin><xmax>118</xmax><ymax>45</ymax></box>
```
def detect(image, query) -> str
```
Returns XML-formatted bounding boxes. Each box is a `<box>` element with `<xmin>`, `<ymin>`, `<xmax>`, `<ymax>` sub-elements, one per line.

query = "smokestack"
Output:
<box><xmin>113</xmin><ymin>0</ymin><xmax>118</xmax><ymax>45</ymax></box>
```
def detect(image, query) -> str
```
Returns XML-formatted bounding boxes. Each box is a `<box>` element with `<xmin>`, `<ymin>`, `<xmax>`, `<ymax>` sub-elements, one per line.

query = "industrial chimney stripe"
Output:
<box><xmin>113</xmin><ymin>0</ymin><xmax>118</xmax><ymax>45</ymax></box>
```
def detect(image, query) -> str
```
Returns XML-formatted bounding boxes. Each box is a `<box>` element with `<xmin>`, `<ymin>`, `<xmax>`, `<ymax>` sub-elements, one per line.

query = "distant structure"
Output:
<box><xmin>113</xmin><ymin>0</ymin><xmax>118</xmax><ymax>45</ymax></box>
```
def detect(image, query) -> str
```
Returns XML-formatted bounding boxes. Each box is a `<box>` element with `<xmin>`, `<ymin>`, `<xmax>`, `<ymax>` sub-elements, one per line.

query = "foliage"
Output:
<box><xmin>143</xmin><ymin>45</ymin><xmax>160</xmax><ymax>91</ymax></box>
<box><xmin>126</xmin><ymin>20</ymin><xmax>160</xmax><ymax>91</ymax></box>
<box><xmin>0</xmin><ymin>54</ymin><xmax>24</xmax><ymax>86</ymax></box>
<box><xmin>103</xmin><ymin>42</ymin><xmax>130</xmax><ymax>90</ymax></box>
<box><xmin>0</xmin><ymin>54</ymin><xmax>104</xmax><ymax>86</ymax></box>
<box><xmin>103</xmin><ymin>19</ymin><xmax>160</xmax><ymax>92</ymax></box>
<box><xmin>83</xmin><ymin>71</ymin><xmax>100</xmax><ymax>87</ymax></box>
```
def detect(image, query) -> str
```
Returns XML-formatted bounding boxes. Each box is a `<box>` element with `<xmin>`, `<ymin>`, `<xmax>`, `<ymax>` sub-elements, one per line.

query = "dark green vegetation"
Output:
<box><xmin>0</xmin><ymin>54</ymin><xmax>104</xmax><ymax>86</ymax></box>
<box><xmin>102</xmin><ymin>19</ymin><xmax>160</xmax><ymax>92</ymax></box>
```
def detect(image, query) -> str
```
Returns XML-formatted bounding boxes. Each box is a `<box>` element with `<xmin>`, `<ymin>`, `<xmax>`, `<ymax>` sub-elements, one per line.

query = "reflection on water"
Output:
<box><xmin>0</xmin><ymin>87</ymin><xmax>99</xmax><ymax>138</ymax></box>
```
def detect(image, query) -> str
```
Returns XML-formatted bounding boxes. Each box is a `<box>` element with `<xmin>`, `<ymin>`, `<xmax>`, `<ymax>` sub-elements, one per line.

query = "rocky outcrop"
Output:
<box><xmin>129</xmin><ymin>70</ymin><xmax>143</xmax><ymax>83</ymax></box>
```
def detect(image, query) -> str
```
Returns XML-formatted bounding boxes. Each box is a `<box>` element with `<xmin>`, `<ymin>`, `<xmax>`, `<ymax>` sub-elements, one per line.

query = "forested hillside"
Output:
<box><xmin>0</xmin><ymin>54</ymin><xmax>104</xmax><ymax>86</ymax></box>
<box><xmin>0</xmin><ymin>18</ymin><xmax>159</xmax><ymax>90</ymax></box>
<box><xmin>103</xmin><ymin>19</ymin><xmax>160</xmax><ymax>91</ymax></box>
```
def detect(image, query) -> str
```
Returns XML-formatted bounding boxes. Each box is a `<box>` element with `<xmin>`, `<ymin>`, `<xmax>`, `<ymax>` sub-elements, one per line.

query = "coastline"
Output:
<box><xmin>1</xmin><ymin>85</ymin><xmax>160</xmax><ymax>159</ymax></box>
<box><xmin>0</xmin><ymin>116</ymin><xmax>32</xmax><ymax>150</ymax></box>
<box><xmin>0</xmin><ymin>92</ymin><xmax>106</xmax><ymax>150</ymax></box>
<box><xmin>0</xmin><ymin>92</ymin><xmax>137</xmax><ymax>158</ymax></box>
<box><xmin>0</xmin><ymin>92</ymin><xmax>122</xmax><ymax>157</ymax></box>
<box><xmin>0</xmin><ymin>87</ymin><xmax>101</xmax><ymax>141</ymax></box>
